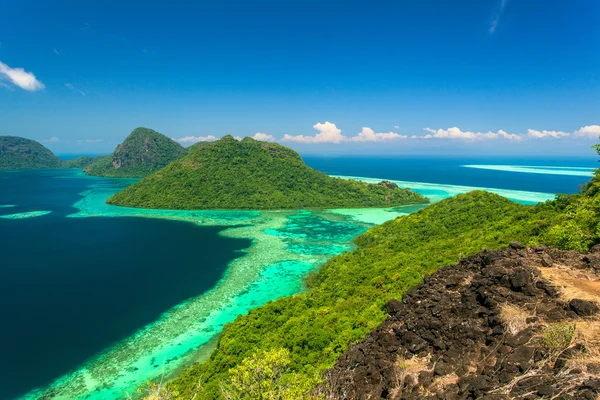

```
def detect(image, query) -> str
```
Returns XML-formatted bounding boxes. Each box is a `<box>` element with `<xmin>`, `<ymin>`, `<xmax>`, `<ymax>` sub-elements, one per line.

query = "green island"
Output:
<box><xmin>0</xmin><ymin>136</ymin><xmax>64</xmax><ymax>170</ymax></box>
<box><xmin>1</xmin><ymin>128</ymin><xmax>185</xmax><ymax>176</ymax></box>
<box><xmin>107</xmin><ymin>135</ymin><xmax>428</xmax><ymax>209</ymax></box>
<box><xmin>160</xmin><ymin>154</ymin><xmax>600</xmax><ymax>399</ymax></box>
<box><xmin>63</xmin><ymin>156</ymin><xmax>99</xmax><ymax>169</ymax></box>
<box><xmin>84</xmin><ymin>127</ymin><xmax>188</xmax><ymax>178</ymax></box>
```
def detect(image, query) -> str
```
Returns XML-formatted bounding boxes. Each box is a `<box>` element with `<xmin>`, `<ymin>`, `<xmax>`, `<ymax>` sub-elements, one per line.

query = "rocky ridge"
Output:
<box><xmin>321</xmin><ymin>243</ymin><xmax>600</xmax><ymax>399</ymax></box>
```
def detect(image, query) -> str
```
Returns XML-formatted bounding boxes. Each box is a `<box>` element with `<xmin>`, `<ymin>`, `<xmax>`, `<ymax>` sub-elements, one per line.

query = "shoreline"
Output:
<box><xmin>18</xmin><ymin>172</ymin><xmax>558</xmax><ymax>399</ymax></box>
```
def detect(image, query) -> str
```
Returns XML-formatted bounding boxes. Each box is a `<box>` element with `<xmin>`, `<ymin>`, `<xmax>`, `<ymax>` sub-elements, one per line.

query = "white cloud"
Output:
<box><xmin>394</xmin><ymin>125</ymin><xmax>399</xmax><ymax>129</ymax></box>
<box><xmin>574</xmin><ymin>125</ymin><xmax>600</xmax><ymax>139</ymax></box>
<box><xmin>0</xmin><ymin>61</ymin><xmax>45</xmax><ymax>91</ymax></box>
<box><xmin>351</xmin><ymin>127</ymin><xmax>407</xmax><ymax>142</ymax></box>
<box><xmin>174</xmin><ymin>135</ymin><xmax>218</xmax><ymax>144</ymax></box>
<box><xmin>234</xmin><ymin>136</ymin><xmax>243</xmax><ymax>141</ymax></box>
<box><xmin>526</xmin><ymin>129</ymin><xmax>570</xmax><ymax>139</ymax></box>
<box><xmin>283</xmin><ymin>121</ymin><xmax>347</xmax><ymax>144</ymax></box>
<box><xmin>421</xmin><ymin>127</ymin><xmax>521</xmax><ymax>141</ymax></box>
<box><xmin>42</xmin><ymin>137</ymin><xmax>60</xmax><ymax>143</ymax></box>
<box><xmin>65</xmin><ymin>83</ymin><xmax>86</xmax><ymax>96</ymax></box>
<box><xmin>76</xmin><ymin>139</ymin><xmax>103</xmax><ymax>144</ymax></box>
<box><xmin>489</xmin><ymin>0</ymin><xmax>507</xmax><ymax>34</ymax></box>
<box><xmin>252</xmin><ymin>132</ymin><xmax>276</xmax><ymax>142</ymax></box>
<box><xmin>53</xmin><ymin>49</ymin><xmax>60</xmax><ymax>55</ymax></box>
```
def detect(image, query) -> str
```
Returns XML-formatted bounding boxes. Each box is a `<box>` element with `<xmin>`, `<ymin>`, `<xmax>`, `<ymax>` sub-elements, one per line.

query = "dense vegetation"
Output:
<box><xmin>63</xmin><ymin>156</ymin><xmax>99</xmax><ymax>169</ymax></box>
<box><xmin>167</xmin><ymin>165</ymin><xmax>600</xmax><ymax>398</ymax></box>
<box><xmin>85</xmin><ymin>127</ymin><xmax>188</xmax><ymax>178</ymax></box>
<box><xmin>0</xmin><ymin>136</ymin><xmax>63</xmax><ymax>170</ymax></box>
<box><xmin>107</xmin><ymin>136</ymin><xmax>428</xmax><ymax>209</ymax></box>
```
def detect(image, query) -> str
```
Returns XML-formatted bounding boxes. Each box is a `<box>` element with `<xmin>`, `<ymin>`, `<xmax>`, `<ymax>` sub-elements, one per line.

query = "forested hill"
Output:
<box><xmin>0</xmin><ymin>136</ymin><xmax>64</xmax><ymax>170</ymax></box>
<box><xmin>84</xmin><ymin>127</ymin><xmax>188</xmax><ymax>178</ymax></box>
<box><xmin>166</xmin><ymin>158</ymin><xmax>600</xmax><ymax>399</ymax></box>
<box><xmin>106</xmin><ymin>135</ymin><xmax>429</xmax><ymax>210</ymax></box>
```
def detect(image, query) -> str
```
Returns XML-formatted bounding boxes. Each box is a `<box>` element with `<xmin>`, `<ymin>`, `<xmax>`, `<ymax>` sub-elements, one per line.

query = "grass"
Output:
<box><xmin>499</xmin><ymin>304</ymin><xmax>533</xmax><ymax>335</ymax></box>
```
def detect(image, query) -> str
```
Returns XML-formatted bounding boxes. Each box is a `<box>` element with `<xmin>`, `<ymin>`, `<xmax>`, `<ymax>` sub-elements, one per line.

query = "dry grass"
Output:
<box><xmin>499</xmin><ymin>304</ymin><xmax>532</xmax><ymax>335</ymax></box>
<box><xmin>461</xmin><ymin>273</ymin><xmax>474</xmax><ymax>287</ymax></box>
<box><xmin>568</xmin><ymin>320</ymin><xmax>600</xmax><ymax>373</ymax></box>
<box><xmin>391</xmin><ymin>355</ymin><xmax>430</xmax><ymax>392</ymax></box>
<box><xmin>540</xmin><ymin>267</ymin><xmax>600</xmax><ymax>304</ymax></box>
<box><xmin>429</xmin><ymin>373</ymin><xmax>459</xmax><ymax>391</ymax></box>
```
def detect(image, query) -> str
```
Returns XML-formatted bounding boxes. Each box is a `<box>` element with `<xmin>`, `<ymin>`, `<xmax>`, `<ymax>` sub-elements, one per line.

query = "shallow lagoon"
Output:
<box><xmin>0</xmin><ymin>167</ymin><xmax>573</xmax><ymax>399</ymax></box>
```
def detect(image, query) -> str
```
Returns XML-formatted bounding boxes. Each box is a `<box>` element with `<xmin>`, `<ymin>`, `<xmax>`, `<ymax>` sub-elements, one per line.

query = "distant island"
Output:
<box><xmin>1</xmin><ymin>128</ymin><xmax>186</xmax><ymax>177</ymax></box>
<box><xmin>107</xmin><ymin>135</ymin><xmax>429</xmax><ymax>209</ymax></box>
<box><xmin>84</xmin><ymin>127</ymin><xmax>188</xmax><ymax>178</ymax></box>
<box><xmin>0</xmin><ymin>136</ymin><xmax>64</xmax><ymax>170</ymax></box>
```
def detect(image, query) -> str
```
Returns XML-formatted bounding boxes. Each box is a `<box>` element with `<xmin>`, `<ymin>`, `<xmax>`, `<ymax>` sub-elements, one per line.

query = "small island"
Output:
<box><xmin>0</xmin><ymin>136</ymin><xmax>64</xmax><ymax>170</ymax></box>
<box><xmin>107</xmin><ymin>136</ymin><xmax>429</xmax><ymax>210</ymax></box>
<box><xmin>84</xmin><ymin>127</ymin><xmax>188</xmax><ymax>178</ymax></box>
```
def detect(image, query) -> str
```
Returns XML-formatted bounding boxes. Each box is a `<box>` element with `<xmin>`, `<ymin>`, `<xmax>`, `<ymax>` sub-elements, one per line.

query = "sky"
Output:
<box><xmin>0</xmin><ymin>0</ymin><xmax>599</xmax><ymax>156</ymax></box>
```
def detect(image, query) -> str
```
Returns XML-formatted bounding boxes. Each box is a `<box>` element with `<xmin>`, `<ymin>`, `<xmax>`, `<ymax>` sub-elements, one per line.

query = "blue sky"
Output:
<box><xmin>0</xmin><ymin>0</ymin><xmax>599</xmax><ymax>156</ymax></box>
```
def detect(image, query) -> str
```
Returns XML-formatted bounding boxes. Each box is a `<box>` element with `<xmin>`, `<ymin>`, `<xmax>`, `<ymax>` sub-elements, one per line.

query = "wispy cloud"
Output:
<box><xmin>526</xmin><ymin>129</ymin><xmax>569</xmax><ymax>139</ymax></box>
<box><xmin>0</xmin><ymin>61</ymin><xmax>45</xmax><ymax>91</ymax></box>
<box><xmin>53</xmin><ymin>49</ymin><xmax>60</xmax><ymax>55</ymax></box>
<box><xmin>574</xmin><ymin>125</ymin><xmax>600</xmax><ymax>139</ymax></box>
<box><xmin>252</xmin><ymin>133</ymin><xmax>276</xmax><ymax>142</ymax></box>
<box><xmin>412</xmin><ymin>125</ymin><xmax>599</xmax><ymax>141</ymax></box>
<box><xmin>76</xmin><ymin>139</ymin><xmax>104</xmax><ymax>144</ymax></box>
<box><xmin>42</xmin><ymin>137</ymin><xmax>60</xmax><ymax>143</ymax></box>
<box><xmin>283</xmin><ymin>121</ymin><xmax>347</xmax><ymax>144</ymax></box>
<box><xmin>65</xmin><ymin>83</ymin><xmax>86</xmax><ymax>96</ymax></box>
<box><xmin>422</xmin><ymin>127</ymin><xmax>522</xmax><ymax>141</ymax></box>
<box><xmin>489</xmin><ymin>0</ymin><xmax>507</xmax><ymax>34</ymax></box>
<box><xmin>282</xmin><ymin>122</ymin><xmax>411</xmax><ymax>144</ymax></box>
<box><xmin>166</xmin><ymin>122</ymin><xmax>599</xmax><ymax>147</ymax></box>
<box><xmin>351</xmin><ymin>127</ymin><xmax>407</xmax><ymax>142</ymax></box>
<box><xmin>174</xmin><ymin>135</ymin><xmax>218</xmax><ymax>144</ymax></box>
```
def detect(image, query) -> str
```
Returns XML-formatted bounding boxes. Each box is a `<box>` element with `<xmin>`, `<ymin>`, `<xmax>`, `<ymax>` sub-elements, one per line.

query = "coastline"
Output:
<box><xmin>19</xmin><ymin>172</ymin><xmax>558</xmax><ymax>399</ymax></box>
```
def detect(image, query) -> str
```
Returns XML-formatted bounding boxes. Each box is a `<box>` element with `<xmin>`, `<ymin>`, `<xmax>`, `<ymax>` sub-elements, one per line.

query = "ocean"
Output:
<box><xmin>0</xmin><ymin>155</ymin><xmax>596</xmax><ymax>399</ymax></box>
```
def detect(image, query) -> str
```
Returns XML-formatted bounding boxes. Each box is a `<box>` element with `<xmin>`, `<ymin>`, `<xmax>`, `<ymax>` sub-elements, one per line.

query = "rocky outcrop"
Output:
<box><xmin>321</xmin><ymin>244</ymin><xmax>600</xmax><ymax>399</ymax></box>
<box><xmin>378</xmin><ymin>180</ymin><xmax>399</xmax><ymax>190</ymax></box>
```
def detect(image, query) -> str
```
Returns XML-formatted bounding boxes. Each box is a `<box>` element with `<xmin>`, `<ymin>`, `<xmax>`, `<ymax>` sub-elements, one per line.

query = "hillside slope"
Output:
<box><xmin>168</xmin><ymin>186</ymin><xmax>600</xmax><ymax>398</ymax></box>
<box><xmin>85</xmin><ymin>127</ymin><xmax>188</xmax><ymax>178</ymax></box>
<box><xmin>0</xmin><ymin>136</ymin><xmax>63</xmax><ymax>170</ymax></box>
<box><xmin>323</xmin><ymin>244</ymin><xmax>600</xmax><ymax>399</ymax></box>
<box><xmin>107</xmin><ymin>136</ymin><xmax>428</xmax><ymax>209</ymax></box>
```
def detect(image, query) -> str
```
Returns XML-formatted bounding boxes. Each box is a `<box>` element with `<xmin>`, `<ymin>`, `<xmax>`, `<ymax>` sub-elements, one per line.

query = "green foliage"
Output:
<box><xmin>543</xmin><ymin>323</ymin><xmax>576</xmax><ymax>355</ymax></box>
<box><xmin>221</xmin><ymin>348</ymin><xmax>316</xmax><ymax>400</ymax></box>
<box><xmin>188</xmin><ymin>141</ymin><xmax>210</xmax><ymax>152</ymax></box>
<box><xmin>107</xmin><ymin>136</ymin><xmax>428</xmax><ymax>209</ymax></box>
<box><xmin>85</xmin><ymin>127</ymin><xmax>188</xmax><ymax>178</ymax></box>
<box><xmin>0</xmin><ymin>136</ymin><xmax>63</xmax><ymax>170</ymax></box>
<box><xmin>168</xmin><ymin>183</ymin><xmax>600</xmax><ymax>398</ymax></box>
<box><xmin>63</xmin><ymin>156</ymin><xmax>99</xmax><ymax>169</ymax></box>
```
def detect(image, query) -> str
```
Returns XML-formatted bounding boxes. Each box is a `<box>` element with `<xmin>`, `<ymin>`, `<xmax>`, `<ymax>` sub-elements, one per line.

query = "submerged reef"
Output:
<box><xmin>462</xmin><ymin>164</ymin><xmax>596</xmax><ymax>177</ymax></box>
<box><xmin>0</xmin><ymin>211</ymin><xmax>51</xmax><ymax>219</ymax></box>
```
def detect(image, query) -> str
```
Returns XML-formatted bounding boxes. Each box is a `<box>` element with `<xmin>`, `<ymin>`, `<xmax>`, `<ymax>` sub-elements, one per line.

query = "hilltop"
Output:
<box><xmin>107</xmin><ymin>136</ymin><xmax>428</xmax><ymax>209</ymax></box>
<box><xmin>324</xmin><ymin>244</ymin><xmax>600</xmax><ymax>399</ymax></box>
<box><xmin>85</xmin><ymin>127</ymin><xmax>188</xmax><ymax>178</ymax></box>
<box><xmin>0</xmin><ymin>136</ymin><xmax>64</xmax><ymax>170</ymax></box>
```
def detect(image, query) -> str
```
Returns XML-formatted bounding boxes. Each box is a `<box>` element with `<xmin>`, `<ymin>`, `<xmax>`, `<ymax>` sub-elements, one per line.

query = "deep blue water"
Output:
<box><xmin>0</xmin><ymin>170</ymin><xmax>250</xmax><ymax>399</ymax></box>
<box><xmin>304</xmin><ymin>155</ymin><xmax>597</xmax><ymax>194</ymax></box>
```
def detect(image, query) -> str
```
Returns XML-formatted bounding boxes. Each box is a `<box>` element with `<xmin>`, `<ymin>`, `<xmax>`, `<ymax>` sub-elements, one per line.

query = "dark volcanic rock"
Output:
<box><xmin>320</xmin><ymin>246</ymin><xmax>600</xmax><ymax>400</ymax></box>
<box><xmin>378</xmin><ymin>180</ymin><xmax>399</xmax><ymax>190</ymax></box>
<box><xmin>569</xmin><ymin>298</ymin><xmax>599</xmax><ymax>316</ymax></box>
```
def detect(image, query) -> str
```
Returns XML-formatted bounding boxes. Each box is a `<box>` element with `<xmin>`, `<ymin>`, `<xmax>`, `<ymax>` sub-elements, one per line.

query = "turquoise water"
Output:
<box><xmin>1</xmin><ymin>165</ymin><xmax>569</xmax><ymax>399</ymax></box>
<box><xmin>461</xmin><ymin>164</ymin><xmax>596</xmax><ymax>177</ymax></box>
